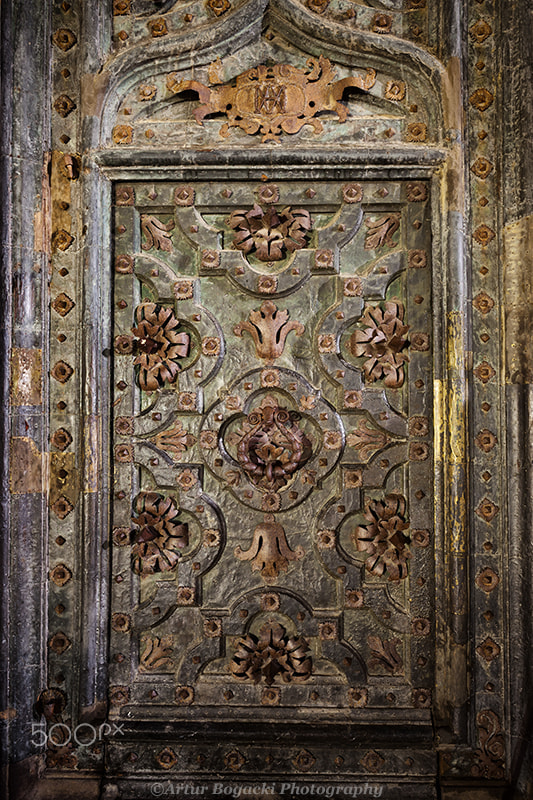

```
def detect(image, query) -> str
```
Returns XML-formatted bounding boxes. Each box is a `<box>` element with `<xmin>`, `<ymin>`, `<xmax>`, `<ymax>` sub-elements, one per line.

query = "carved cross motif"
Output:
<box><xmin>234</xmin><ymin>301</ymin><xmax>304</xmax><ymax>362</ymax></box>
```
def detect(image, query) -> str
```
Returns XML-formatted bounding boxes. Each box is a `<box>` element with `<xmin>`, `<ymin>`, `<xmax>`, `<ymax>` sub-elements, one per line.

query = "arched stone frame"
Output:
<box><xmin>3</xmin><ymin>0</ymin><xmax>530</xmax><ymax>797</ymax></box>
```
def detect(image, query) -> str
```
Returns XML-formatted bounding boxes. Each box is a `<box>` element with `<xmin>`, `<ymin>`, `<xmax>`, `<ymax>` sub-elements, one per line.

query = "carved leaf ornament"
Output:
<box><xmin>235</xmin><ymin>516</ymin><xmax>304</xmax><ymax>581</ymax></box>
<box><xmin>231</xmin><ymin>622</ymin><xmax>312</xmax><ymax>684</ymax></box>
<box><xmin>167</xmin><ymin>56</ymin><xmax>376</xmax><ymax>142</ymax></box>
<box><xmin>132</xmin><ymin>302</ymin><xmax>190</xmax><ymax>392</ymax></box>
<box><xmin>354</xmin><ymin>494</ymin><xmax>410</xmax><ymax>581</ymax></box>
<box><xmin>234</xmin><ymin>301</ymin><xmax>305</xmax><ymax>362</ymax></box>
<box><xmin>348</xmin><ymin>301</ymin><xmax>409</xmax><ymax>388</ymax></box>
<box><xmin>131</xmin><ymin>492</ymin><xmax>189</xmax><ymax>575</ymax></box>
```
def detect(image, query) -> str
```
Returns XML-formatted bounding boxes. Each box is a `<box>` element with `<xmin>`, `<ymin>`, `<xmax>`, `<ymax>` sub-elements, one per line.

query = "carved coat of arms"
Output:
<box><xmin>167</xmin><ymin>56</ymin><xmax>376</xmax><ymax>142</ymax></box>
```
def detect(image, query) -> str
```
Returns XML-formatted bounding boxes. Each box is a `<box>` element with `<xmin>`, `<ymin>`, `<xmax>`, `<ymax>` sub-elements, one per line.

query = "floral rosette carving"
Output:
<box><xmin>347</xmin><ymin>301</ymin><xmax>409</xmax><ymax>388</ymax></box>
<box><xmin>230</xmin><ymin>622</ymin><xmax>312</xmax><ymax>685</ymax></box>
<box><xmin>131</xmin><ymin>492</ymin><xmax>189</xmax><ymax>575</ymax></box>
<box><xmin>234</xmin><ymin>395</ymin><xmax>313</xmax><ymax>494</ymax></box>
<box><xmin>132</xmin><ymin>302</ymin><xmax>190</xmax><ymax>392</ymax></box>
<box><xmin>228</xmin><ymin>204</ymin><xmax>311</xmax><ymax>262</ymax></box>
<box><xmin>354</xmin><ymin>494</ymin><xmax>410</xmax><ymax>581</ymax></box>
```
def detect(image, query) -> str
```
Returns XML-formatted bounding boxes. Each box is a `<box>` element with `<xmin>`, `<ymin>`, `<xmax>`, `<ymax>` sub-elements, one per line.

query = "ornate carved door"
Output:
<box><xmin>108</xmin><ymin>164</ymin><xmax>435</xmax><ymax>792</ymax></box>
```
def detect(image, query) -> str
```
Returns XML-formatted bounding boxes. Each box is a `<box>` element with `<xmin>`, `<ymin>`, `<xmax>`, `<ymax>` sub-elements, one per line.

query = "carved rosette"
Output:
<box><xmin>132</xmin><ymin>302</ymin><xmax>190</xmax><ymax>392</ymax></box>
<box><xmin>228</xmin><ymin>204</ymin><xmax>311</xmax><ymax>261</ymax></box>
<box><xmin>347</xmin><ymin>301</ymin><xmax>410</xmax><ymax>388</ymax></box>
<box><xmin>131</xmin><ymin>492</ymin><xmax>189</xmax><ymax>575</ymax></box>
<box><xmin>354</xmin><ymin>494</ymin><xmax>410</xmax><ymax>581</ymax></box>
<box><xmin>230</xmin><ymin>622</ymin><xmax>312</xmax><ymax>684</ymax></box>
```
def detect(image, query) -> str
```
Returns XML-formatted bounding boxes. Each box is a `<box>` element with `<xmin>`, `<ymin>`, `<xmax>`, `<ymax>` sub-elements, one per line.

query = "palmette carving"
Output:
<box><xmin>364</xmin><ymin>215</ymin><xmax>400</xmax><ymax>249</ymax></box>
<box><xmin>234</xmin><ymin>516</ymin><xmax>304</xmax><ymax>581</ymax></box>
<box><xmin>234</xmin><ymin>301</ymin><xmax>304</xmax><ymax>362</ymax></box>
<box><xmin>230</xmin><ymin>622</ymin><xmax>311</xmax><ymax>684</ymax></box>
<box><xmin>131</xmin><ymin>492</ymin><xmax>189</xmax><ymax>575</ymax></box>
<box><xmin>228</xmin><ymin>204</ymin><xmax>311</xmax><ymax>261</ymax></box>
<box><xmin>347</xmin><ymin>302</ymin><xmax>409</xmax><ymax>388</ymax></box>
<box><xmin>141</xmin><ymin>214</ymin><xmax>174</xmax><ymax>252</ymax></box>
<box><xmin>132</xmin><ymin>302</ymin><xmax>190</xmax><ymax>392</ymax></box>
<box><xmin>167</xmin><ymin>56</ymin><xmax>376</xmax><ymax>142</ymax></box>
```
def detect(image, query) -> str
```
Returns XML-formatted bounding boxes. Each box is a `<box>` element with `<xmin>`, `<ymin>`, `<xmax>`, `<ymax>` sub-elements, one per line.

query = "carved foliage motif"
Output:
<box><xmin>367</xmin><ymin>635</ymin><xmax>403</xmax><ymax>675</ymax></box>
<box><xmin>230</xmin><ymin>622</ymin><xmax>312</xmax><ymax>684</ymax></box>
<box><xmin>346</xmin><ymin>418</ymin><xmax>393</xmax><ymax>461</ymax></box>
<box><xmin>131</xmin><ymin>492</ymin><xmax>189</xmax><ymax>575</ymax></box>
<box><xmin>141</xmin><ymin>215</ymin><xmax>175</xmax><ymax>252</ymax></box>
<box><xmin>167</xmin><ymin>56</ymin><xmax>376</xmax><ymax>142</ymax></box>
<box><xmin>364</xmin><ymin>215</ymin><xmax>400</xmax><ymax>249</ymax></box>
<box><xmin>348</xmin><ymin>302</ymin><xmax>410</xmax><ymax>388</ymax></box>
<box><xmin>132</xmin><ymin>303</ymin><xmax>190</xmax><ymax>392</ymax></box>
<box><xmin>234</xmin><ymin>301</ymin><xmax>305</xmax><ymax>362</ymax></box>
<box><xmin>228</xmin><ymin>204</ymin><xmax>311</xmax><ymax>261</ymax></box>
<box><xmin>234</xmin><ymin>516</ymin><xmax>304</xmax><ymax>581</ymax></box>
<box><xmin>354</xmin><ymin>494</ymin><xmax>410</xmax><ymax>581</ymax></box>
<box><xmin>472</xmin><ymin>710</ymin><xmax>505</xmax><ymax>779</ymax></box>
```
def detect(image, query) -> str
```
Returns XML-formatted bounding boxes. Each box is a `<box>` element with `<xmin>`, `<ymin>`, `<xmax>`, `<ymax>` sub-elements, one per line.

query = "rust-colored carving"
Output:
<box><xmin>202</xmin><ymin>336</ymin><xmax>220</xmax><ymax>356</ymax></box>
<box><xmin>51</xmin><ymin>495</ymin><xmax>74</xmax><ymax>519</ymax></box>
<box><xmin>132</xmin><ymin>302</ymin><xmax>190</xmax><ymax>392</ymax></box>
<box><xmin>409</xmin><ymin>441</ymin><xmax>429</xmax><ymax>460</ymax></box>
<box><xmin>471</xmin><ymin>157</ymin><xmax>494</xmax><ymax>179</ymax></box>
<box><xmin>348</xmin><ymin>302</ymin><xmax>409</xmax><ymax>388</ymax></box>
<box><xmin>49</xmin><ymin>631</ymin><xmax>71</xmax><ymax>654</ymax></box>
<box><xmin>409</xmin><ymin>249</ymin><xmax>427</xmax><ymax>268</ymax></box>
<box><xmin>347</xmin><ymin>418</ymin><xmax>392</xmax><ymax>461</ymax></box>
<box><xmin>148</xmin><ymin>17</ymin><xmax>168</xmax><ymax>37</ymax></box>
<box><xmin>139</xmin><ymin>84</ymin><xmax>157</xmax><ymax>101</ymax></box>
<box><xmin>115</xmin><ymin>416</ymin><xmax>134</xmax><ymax>435</ymax></box>
<box><xmin>113</xmin><ymin>0</ymin><xmax>131</xmax><ymax>13</ymax></box>
<box><xmin>360</xmin><ymin>750</ymin><xmax>385</xmax><ymax>773</ymax></box>
<box><xmin>116</xmin><ymin>185</ymin><xmax>135</xmax><ymax>206</ymax></box>
<box><xmin>348</xmin><ymin>687</ymin><xmax>367</xmax><ymax>707</ymax></box>
<box><xmin>475</xmin><ymin>428</ymin><xmax>497</xmax><ymax>452</ymax></box>
<box><xmin>406</xmin><ymin>182</ymin><xmax>428</xmax><ymax>202</ymax></box>
<box><xmin>131</xmin><ymin>492</ymin><xmax>189</xmax><ymax>575</ymax></box>
<box><xmin>156</xmin><ymin>747</ymin><xmax>178</xmax><ymax>769</ymax></box>
<box><xmin>151</xmin><ymin>420</ymin><xmax>195</xmax><ymax>457</ymax></box>
<box><xmin>307</xmin><ymin>0</ymin><xmax>329</xmax><ymax>13</ymax></box>
<box><xmin>235</xmin><ymin>516</ymin><xmax>304</xmax><ymax>581</ymax></box>
<box><xmin>368</xmin><ymin>635</ymin><xmax>403</xmax><ymax>674</ymax></box>
<box><xmin>476</xmin><ymin>636</ymin><xmax>501</xmax><ymax>663</ymax></box>
<box><xmin>230</xmin><ymin>621</ymin><xmax>311</xmax><ymax>684</ymax></box>
<box><xmin>174</xmin><ymin>185</ymin><xmax>195</xmax><ymax>206</ymax></box>
<box><xmin>354</xmin><ymin>494</ymin><xmax>410</xmax><ymax>581</ymax></box>
<box><xmin>293</xmin><ymin>749</ymin><xmax>316</xmax><ymax>772</ymax></box>
<box><xmin>474</xmin><ymin>360</ymin><xmax>496</xmax><ymax>383</ymax></box>
<box><xmin>51</xmin><ymin>428</ymin><xmax>72</xmax><ymax>451</ymax></box>
<box><xmin>111</xmin><ymin>612</ymin><xmax>131</xmax><ymax>632</ymax></box>
<box><xmin>177</xmin><ymin>586</ymin><xmax>195</xmax><ymax>605</ymax></box>
<box><xmin>224</xmin><ymin>750</ymin><xmax>246</xmax><ymax>771</ymax></box>
<box><xmin>52</xmin><ymin>28</ymin><xmax>77</xmax><ymax>51</ymax></box>
<box><xmin>173</xmin><ymin>280</ymin><xmax>194</xmax><ymax>300</ymax></box>
<box><xmin>51</xmin><ymin>292</ymin><xmax>75</xmax><ymax>317</ymax></box>
<box><xmin>233</xmin><ymin>395</ymin><xmax>312</xmax><ymax>493</ymax></box>
<box><xmin>228</xmin><ymin>204</ymin><xmax>311</xmax><ymax>261</ymax></box>
<box><xmin>112</xmin><ymin>125</ymin><xmax>133</xmax><ymax>144</ymax></box>
<box><xmin>385</xmin><ymin>81</ymin><xmax>406</xmax><ymax>101</ymax></box>
<box><xmin>141</xmin><ymin>215</ymin><xmax>175</xmax><ymax>252</ymax></box>
<box><xmin>470</xmin><ymin>19</ymin><xmax>493</xmax><ymax>42</ymax></box>
<box><xmin>364</xmin><ymin>214</ymin><xmax>400</xmax><ymax>249</ymax></box>
<box><xmin>372</xmin><ymin>13</ymin><xmax>392</xmax><ymax>33</ymax></box>
<box><xmin>314</xmin><ymin>249</ymin><xmax>334</xmax><ymax>269</ymax></box>
<box><xmin>470</xmin><ymin>87</ymin><xmax>494</xmax><ymax>111</ymax></box>
<box><xmin>53</xmin><ymin>94</ymin><xmax>76</xmax><ymax>117</ymax></box>
<box><xmin>204</xmin><ymin>618</ymin><xmax>222</xmax><ymax>637</ymax></box>
<box><xmin>476</xmin><ymin>567</ymin><xmax>499</xmax><ymax>592</ymax></box>
<box><xmin>262</xmin><ymin>686</ymin><xmax>280</xmax><ymax>705</ymax></box>
<box><xmin>176</xmin><ymin>468</ymin><xmax>197</xmax><ymax>492</ymax></box>
<box><xmin>52</xmin><ymin>229</ymin><xmax>74</xmax><ymax>252</ymax></box>
<box><xmin>406</xmin><ymin>122</ymin><xmax>427</xmax><ymax>142</ymax></box>
<box><xmin>167</xmin><ymin>56</ymin><xmax>376</xmax><ymax>143</ymax></box>
<box><xmin>177</xmin><ymin>391</ymin><xmax>196</xmax><ymax>411</ymax></box>
<box><xmin>473</xmin><ymin>224</ymin><xmax>496</xmax><ymax>246</ymax></box>
<box><xmin>175</xmin><ymin>686</ymin><xmax>194</xmax><ymax>704</ymax></box>
<box><xmin>140</xmin><ymin>635</ymin><xmax>173</xmax><ymax>671</ymax></box>
<box><xmin>234</xmin><ymin>301</ymin><xmax>304</xmax><ymax>362</ymax></box>
<box><xmin>472</xmin><ymin>710</ymin><xmax>505</xmax><ymax>779</ymax></box>
<box><xmin>473</xmin><ymin>291</ymin><xmax>495</xmax><ymax>314</ymax></box>
<box><xmin>412</xmin><ymin>688</ymin><xmax>431</xmax><ymax>708</ymax></box>
<box><xmin>409</xmin><ymin>416</ymin><xmax>429</xmax><ymax>436</ymax></box>
<box><xmin>207</xmin><ymin>0</ymin><xmax>231</xmax><ymax>15</ymax></box>
<box><xmin>411</xmin><ymin>617</ymin><xmax>431</xmax><ymax>635</ymax></box>
<box><xmin>342</xmin><ymin>183</ymin><xmax>363</xmax><ymax>203</ymax></box>
<box><xmin>475</xmin><ymin>497</ymin><xmax>499</xmax><ymax>522</ymax></box>
<box><xmin>49</xmin><ymin>563</ymin><xmax>72</xmax><ymax>586</ymax></box>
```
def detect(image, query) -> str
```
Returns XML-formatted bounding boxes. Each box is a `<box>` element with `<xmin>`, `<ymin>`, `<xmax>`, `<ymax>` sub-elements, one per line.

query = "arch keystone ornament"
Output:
<box><xmin>167</xmin><ymin>56</ymin><xmax>376</xmax><ymax>142</ymax></box>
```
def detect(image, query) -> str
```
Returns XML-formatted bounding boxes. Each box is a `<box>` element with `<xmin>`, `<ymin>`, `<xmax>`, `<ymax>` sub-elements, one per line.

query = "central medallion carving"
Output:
<box><xmin>234</xmin><ymin>301</ymin><xmax>304</xmax><ymax>362</ymax></box>
<box><xmin>230</xmin><ymin>622</ymin><xmax>312</xmax><ymax>683</ymax></box>
<box><xmin>167</xmin><ymin>56</ymin><xmax>376</xmax><ymax>142</ymax></box>
<box><xmin>233</xmin><ymin>395</ymin><xmax>312</xmax><ymax>494</ymax></box>
<box><xmin>228</xmin><ymin>204</ymin><xmax>311</xmax><ymax>261</ymax></box>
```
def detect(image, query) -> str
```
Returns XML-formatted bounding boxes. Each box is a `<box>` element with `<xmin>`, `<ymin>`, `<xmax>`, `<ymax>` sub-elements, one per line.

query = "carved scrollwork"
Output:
<box><xmin>230</xmin><ymin>622</ymin><xmax>312</xmax><ymax>684</ymax></box>
<box><xmin>167</xmin><ymin>56</ymin><xmax>376</xmax><ymax>142</ymax></box>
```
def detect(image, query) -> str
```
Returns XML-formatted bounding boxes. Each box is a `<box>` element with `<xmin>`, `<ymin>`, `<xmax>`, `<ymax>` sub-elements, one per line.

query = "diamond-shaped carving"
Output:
<box><xmin>471</xmin><ymin>157</ymin><xmax>493</xmax><ymax>179</ymax></box>
<box><xmin>292</xmin><ymin>749</ymin><xmax>316</xmax><ymax>772</ymax></box>
<box><xmin>51</xmin><ymin>495</ymin><xmax>74</xmax><ymax>519</ymax></box>
<box><xmin>470</xmin><ymin>19</ymin><xmax>492</xmax><ymax>43</ymax></box>
<box><xmin>470</xmin><ymin>87</ymin><xmax>494</xmax><ymax>111</ymax></box>
<box><xmin>476</xmin><ymin>637</ymin><xmax>501</xmax><ymax>663</ymax></box>
<box><xmin>51</xmin><ymin>360</ymin><xmax>74</xmax><ymax>384</ymax></box>
<box><xmin>475</xmin><ymin>497</ymin><xmax>499</xmax><ymax>522</ymax></box>
<box><xmin>473</xmin><ymin>291</ymin><xmax>494</xmax><ymax>314</ymax></box>
<box><xmin>476</xmin><ymin>567</ymin><xmax>499</xmax><ymax>592</ymax></box>
<box><xmin>360</xmin><ymin>750</ymin><xmax>385</xmax><ymax>773</ymax></box>
<box><xmin>53</xmin><ymin>94</ymin><xmax>76</xmax><ymax>117</ymax></box>
<box><xmin>49</xmin><ymin>631</ymin><xmax>71</xmax><ymax>654</ymax></box>
<box><xmin>49</xmin><ymin>564</ymin><xmax>72</xmax><ymax>586</ymax></box>
<box><xmin>473</xmin><ymin>360</ymin><xmax>495</xmax><ymax>383</ymax></box>
<box><xmin>51</xmin><ymin>428</ymin><xmax>72</xmax><ymax>451</ymax></box>
<box><xmin>51</xmin><ymin>293</ymin><xmax>75</xmax><ymax>317</ymax></box>
<box><xmin>473</xmin><ymin>225</ymin><xmax>495</xmax><ymax>246</ymax></box>
<box><xmin>475</xmin><ymin>428</ymin><xmax>497</xmax><ymax>452</ymax></box>
<box><xmin>52</xmin><ymin>28</ymin><xmax>77</xmax><ymax>51</ymax></box>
